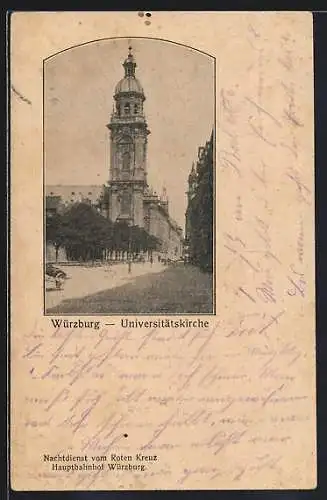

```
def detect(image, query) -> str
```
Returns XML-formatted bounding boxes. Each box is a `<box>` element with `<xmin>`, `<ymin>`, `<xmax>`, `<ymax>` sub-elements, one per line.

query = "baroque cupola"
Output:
<box><xmin>113</xmin><ymin>46</ymin><xmax>146</xmax><ymax>118</ymax></box>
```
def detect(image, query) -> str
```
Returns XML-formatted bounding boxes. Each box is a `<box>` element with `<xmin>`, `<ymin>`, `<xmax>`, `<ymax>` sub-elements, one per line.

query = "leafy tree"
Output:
<box><xmin>46</xmin><ymin>211</ymin><xmax>70</xmax><ymax>262</ymax></box>
<box><xmin>62</xmin><ymin>203</ymin><xmax>113</xmax><ymax>262</ymax></box>
<box><xmin>186</xmin><ymin>132</ymin><xmax>213</xmax><ymax>273</ymax></box>
<box><xmin>112</xmin><ymin>221</ymin><xmax>161</xmax><ymax>257</ymax></box>
<box><xmin>46</xmin><ymin>201</ymin><xmax>161</xmax><ymax>263</ymax></box>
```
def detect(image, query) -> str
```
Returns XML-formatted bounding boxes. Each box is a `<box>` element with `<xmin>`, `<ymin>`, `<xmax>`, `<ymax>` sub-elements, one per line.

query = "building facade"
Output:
<box><xmin>45</xmin><ymin>47</ymin><xmax>183</xmax><ymax>262</ymax></box>
<box><xmin>45</xmin><ymin>185</ymin><xmax>103</xmax><ymax>211</ymax></box>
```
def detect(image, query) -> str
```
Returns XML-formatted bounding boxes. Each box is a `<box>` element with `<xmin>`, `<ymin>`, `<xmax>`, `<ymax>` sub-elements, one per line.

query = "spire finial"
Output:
<box><xmin>123</xmin><ymin>44</ymin><xmax>136</xmax><ymax>77</ymax></box>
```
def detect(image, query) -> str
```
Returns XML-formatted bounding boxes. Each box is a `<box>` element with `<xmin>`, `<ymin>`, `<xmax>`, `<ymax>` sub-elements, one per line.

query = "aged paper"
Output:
<box><xmin>10</xmin><ymin>11</ymin><xmax>316</xmax><ymax>490</ymax></box>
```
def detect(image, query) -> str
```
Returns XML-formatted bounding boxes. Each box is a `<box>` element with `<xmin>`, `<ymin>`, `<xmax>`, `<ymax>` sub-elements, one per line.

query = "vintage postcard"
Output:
<box><xmin>10</xmin><ymin>11</ymin><xmax>316</xmax><ymax>490</ymax></box>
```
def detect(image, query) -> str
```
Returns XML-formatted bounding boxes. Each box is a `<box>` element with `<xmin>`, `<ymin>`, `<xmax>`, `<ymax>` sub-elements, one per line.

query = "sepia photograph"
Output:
<box><xmin>44</xmin><ymin>37</ymin><xmax>215</xmax><ymax>315</ymax></box>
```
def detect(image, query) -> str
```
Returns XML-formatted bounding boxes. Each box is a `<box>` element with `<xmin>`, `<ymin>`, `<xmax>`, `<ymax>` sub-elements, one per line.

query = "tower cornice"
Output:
<box><xmin>114</xmin><ymin>91</ymin><xmax>145</xmax><ymax>101</ymax></box>
<box><xmin>107</xmin><ymin>120</ymin><xmax>150</xmax><ymax>135</ymax></box>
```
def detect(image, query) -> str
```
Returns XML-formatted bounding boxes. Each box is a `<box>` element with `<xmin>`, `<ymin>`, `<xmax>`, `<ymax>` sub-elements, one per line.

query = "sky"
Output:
<box><xmin>44</xmin><ymin>38</ymin><xmax>214</xmax><ymax>229</ymax></box>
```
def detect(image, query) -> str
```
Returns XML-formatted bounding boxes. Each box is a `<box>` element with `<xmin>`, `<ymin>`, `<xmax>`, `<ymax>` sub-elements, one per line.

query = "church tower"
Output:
<box><xmin>107</xmin><ymin>46</ymin><xmax>150</xmax><ymax>227</ymax></box>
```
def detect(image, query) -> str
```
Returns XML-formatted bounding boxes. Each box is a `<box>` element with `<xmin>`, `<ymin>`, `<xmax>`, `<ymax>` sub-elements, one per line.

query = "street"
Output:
<box><xmin>46</xmin><ymin>262</ymin><xmax>214</xmax><ymax>314</ymax></box>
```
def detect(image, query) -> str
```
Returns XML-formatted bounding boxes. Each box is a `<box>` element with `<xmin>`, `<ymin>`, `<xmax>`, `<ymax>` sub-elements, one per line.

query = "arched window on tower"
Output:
<box><xmin>116</xmin><ymin>104</ymin><xmax>120</xmax><ymax>116</ymax></box>
<box><xmin>134</xmin><ymin>104</ymin><xmax>138</xmax><ymax>114</ymax></box>
<box><xmin>121</xmin><ymin>191</ymin><xmax>131</xmax><ymax>216</ymax></box>
<box><xmin>122</xmin><ymin>151</ymin><xmax>130</xmax><ymax>172</ymax></box>
<box><xmin>124</xmin><ymin>103</ymin><xmax>130</xmax><ymax>115</ymax></box>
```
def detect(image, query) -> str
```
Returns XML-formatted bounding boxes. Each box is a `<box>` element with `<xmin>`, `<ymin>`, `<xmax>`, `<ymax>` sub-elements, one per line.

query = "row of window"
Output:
<box><xmin>117</xmin><ymin>103</ymin><xmax>139</xmax><ymax>115</ymax></box>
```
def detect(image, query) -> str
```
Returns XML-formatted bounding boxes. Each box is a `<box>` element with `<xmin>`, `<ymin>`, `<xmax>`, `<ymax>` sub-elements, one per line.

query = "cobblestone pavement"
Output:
<box><xmin>45</xmin><ymin>261</ymin><xmax>165</xmax><ymax>311</ymax></box>
<box><xmin>46</xmin><ymin>263</ymin><xmax>214</xmax><ymax>314</ymax></box>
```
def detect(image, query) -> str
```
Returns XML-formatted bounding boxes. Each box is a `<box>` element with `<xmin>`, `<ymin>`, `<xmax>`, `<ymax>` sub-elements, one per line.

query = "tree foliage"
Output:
<box><xmin>46</xmin><ymin>202</ymin><xmax>161</xmax><ymax>262</ymax></box>
<box><xmin>186</xmin><ymin>133</ymin><xmax>213</xmax><ymax>273</ymax></box>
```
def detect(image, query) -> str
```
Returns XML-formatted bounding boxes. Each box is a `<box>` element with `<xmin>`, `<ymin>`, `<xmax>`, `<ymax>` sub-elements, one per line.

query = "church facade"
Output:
<box><xmin>46</xmin><ymin>47</ymin><xmax>183</xmax><ymax>262</ymax></box>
